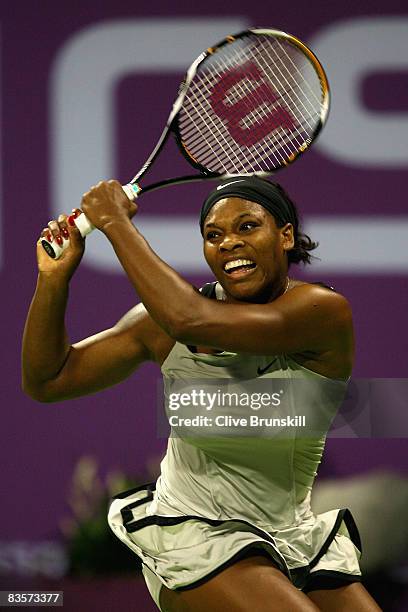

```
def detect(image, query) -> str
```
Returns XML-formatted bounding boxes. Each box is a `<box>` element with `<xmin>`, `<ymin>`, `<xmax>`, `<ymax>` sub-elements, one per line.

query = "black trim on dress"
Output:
<box><xmin>309</xmin><ymin>508</ymin><xmax>362</xmax><ymax>570</ymax></box>
<box><xmin>175</xmin><ymin>543</ymin><xmax>282</xmax><ymax>591</ymax></box>
<box><xmin>112</xmin><ymin>481</ymin><xmax>156</xmax><ymax>499</ymax></box>
<box><xmin>110</xmin><ymin>482</ymin><xmax>363</xmax><ymax>592</ymax></box>
<box><xmin>304</xmin><ymin>569</ymin><xmax>363</xmax><ymax>593</ymax></box>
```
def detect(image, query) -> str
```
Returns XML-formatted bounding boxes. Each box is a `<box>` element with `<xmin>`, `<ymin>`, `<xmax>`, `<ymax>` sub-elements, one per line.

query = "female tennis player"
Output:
<box><xmin>22</xmin><ymin>177</ymin><xmax>381</xmax><ymax>611</ymax></box>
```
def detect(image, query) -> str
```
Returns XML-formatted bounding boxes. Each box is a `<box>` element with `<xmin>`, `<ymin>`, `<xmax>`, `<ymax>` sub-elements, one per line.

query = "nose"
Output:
<box><xmin>219</xmin><ymin>234</ymin><xmax>245</xmax><ymax>252</ymax></box>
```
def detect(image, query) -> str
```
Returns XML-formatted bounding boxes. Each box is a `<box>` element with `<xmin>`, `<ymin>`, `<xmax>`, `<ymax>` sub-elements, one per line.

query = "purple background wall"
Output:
<box><xmin>1</xmin><ymin>0</ymin><xmax>407</xmax><ymax>604</ymax></box>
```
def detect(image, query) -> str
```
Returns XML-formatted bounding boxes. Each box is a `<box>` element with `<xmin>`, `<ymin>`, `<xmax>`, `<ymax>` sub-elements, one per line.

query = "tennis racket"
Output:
<box><xmin>42</xmin><ymin>27</ymin><xmax>330</xmax><ymax>259</ymax></box>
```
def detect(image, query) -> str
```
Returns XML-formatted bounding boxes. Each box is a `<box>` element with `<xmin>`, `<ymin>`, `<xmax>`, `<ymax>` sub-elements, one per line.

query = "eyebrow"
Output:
<box><xmin>205</xmin><ymin>212</ymin><xmax>260</xmax><ymax>229</ymax></box>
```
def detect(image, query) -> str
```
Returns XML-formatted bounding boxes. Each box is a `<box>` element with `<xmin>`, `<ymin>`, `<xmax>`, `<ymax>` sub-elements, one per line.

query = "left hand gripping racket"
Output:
<box><xmin>42</xmin><ymin>27</ymin><xmax>330</xmax><ymax>259</ymax></box>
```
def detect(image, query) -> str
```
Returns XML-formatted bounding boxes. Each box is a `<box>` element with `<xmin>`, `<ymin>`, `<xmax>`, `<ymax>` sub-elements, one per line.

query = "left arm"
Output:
<box><xmin>80</xmin><ymin>181</ymin><xmax>351</xmax><ymax>356</ymax></box>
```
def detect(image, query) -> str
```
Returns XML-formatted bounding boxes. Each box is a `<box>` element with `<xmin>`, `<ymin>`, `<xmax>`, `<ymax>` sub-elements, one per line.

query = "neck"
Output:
<box><xmin>267</xmin><ymin>275</ymin><xmax>290</xmax><ymax>302</ymax></box>
<box><xmin>218</xmin><ymin>276</ymin><xmax>290</xmax><ymax>304</ymax></box>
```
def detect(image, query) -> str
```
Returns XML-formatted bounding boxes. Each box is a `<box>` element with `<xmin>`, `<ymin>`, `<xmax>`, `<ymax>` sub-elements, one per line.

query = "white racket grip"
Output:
<box><xmin>40</xmin><ymin>182</ymin><xmax>140</xmax><ymax>259</ymax></box>
<box><xmin>40</xmin><ymin>214</ymin><xmax>94</xmax><ymax>259</ymax></box>
<box><xmin>40</xmin><ymin>234</ymin><xmax>70</xmax><ymax>259</ymax></box>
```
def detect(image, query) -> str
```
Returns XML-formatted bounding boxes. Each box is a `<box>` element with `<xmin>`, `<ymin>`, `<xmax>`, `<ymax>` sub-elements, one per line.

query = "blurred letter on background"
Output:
<box><xmin>310</xmin><ymin>16</ymin><xmax>408</xmax><ymax>166</ymax></box>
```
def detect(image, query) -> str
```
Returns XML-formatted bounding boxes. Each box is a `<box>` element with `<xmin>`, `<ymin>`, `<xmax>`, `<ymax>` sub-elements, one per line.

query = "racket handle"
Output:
<box><xmin>40</xmin><ymin>183</ymin><xmax>141</xmax><ymax>259</ymax></box>
<box><xmin>40</xmin><ymin>214</ymin><xmax>94</xmax><ymax>259</ymax></box>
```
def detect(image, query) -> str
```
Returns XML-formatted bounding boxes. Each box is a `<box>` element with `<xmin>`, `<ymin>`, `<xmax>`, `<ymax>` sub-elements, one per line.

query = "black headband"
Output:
<box><xmin>200</xmin><ymin>176</ymin><xmax>298</xmax><ymax>234</ymax></box>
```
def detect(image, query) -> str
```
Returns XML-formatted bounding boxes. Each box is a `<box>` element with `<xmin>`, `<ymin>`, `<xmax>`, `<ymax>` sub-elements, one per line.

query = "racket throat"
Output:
<box><xmin>122</xmin><ymin>183</ymin><xmax>142</xmax><ymax>201</ymax></box>
<box><xmin>129</xmin><ymin>120</ymin><xmax>175</xmax><ymax>185</ymax></box>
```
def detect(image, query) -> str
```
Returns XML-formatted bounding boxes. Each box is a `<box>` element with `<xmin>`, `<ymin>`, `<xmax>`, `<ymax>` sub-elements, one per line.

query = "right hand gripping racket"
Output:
<box><xmin>42</xmin><ymin>27</ymin><xmax>330</xmax><ymax>259</ymax></box>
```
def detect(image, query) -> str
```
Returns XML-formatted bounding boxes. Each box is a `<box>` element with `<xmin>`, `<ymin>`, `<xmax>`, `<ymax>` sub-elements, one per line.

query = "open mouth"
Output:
<box><xmin>223</xmin><ymin>259</ymin><xmax>257</xmax><ymax>277</ymax></box>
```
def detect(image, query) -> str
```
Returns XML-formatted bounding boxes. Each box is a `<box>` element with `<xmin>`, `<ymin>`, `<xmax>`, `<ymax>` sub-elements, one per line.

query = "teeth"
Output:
<box><xmin>224</xmin><ymin>259</ymin><xmax>255</xmax><ymax>271</ymax></box>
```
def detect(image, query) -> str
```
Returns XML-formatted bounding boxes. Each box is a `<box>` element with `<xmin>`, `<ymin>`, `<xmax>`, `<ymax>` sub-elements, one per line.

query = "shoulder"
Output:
<box><xmin>287</xmin><ymin>280</ymin><xmax>352</xmax><ymax>318</ymax></box>
<box><xmin>273</xmin><ymin>280</ymin><xmax>353</xmax><ymax>346</ymax></box>
<box><xmin>279</xmin><ymin>282</ymin><xmax>354</xmax><ymax>377</ymax></box>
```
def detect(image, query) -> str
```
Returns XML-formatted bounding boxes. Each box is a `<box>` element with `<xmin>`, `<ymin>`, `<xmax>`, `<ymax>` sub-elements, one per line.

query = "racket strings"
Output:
<box><xmin>181</xmin><ymin>69</ymin><xmax>248</xmax><ymax>172</ymax></box>
<box><xmin>184</xmin><ymin>65</ymin><xmax>263</xmax><ymax>171</ymax></box>
<box><xmin>262</xmin><ymin>42</ymin><xmax>320</xmax><ymax>113</ymax></box>
<box><xmin>220</xmin><ymin>46</ymin><xmax>292</xmax><ymax>167</ymax></box>
<box><xmin>275</xmin><ymin>39</ymin><xmax>322</xmax><ymax>106</ymax></box>
<box><xmin>257</xmin><ymin>40</ymin><xmax>320</xmax><ymax>130</ymax></box>
<box><xmin>181</xmin><ymin>50</ymin><xmax>257</xmax><ymax>171</ymax></box>
<box><xmin>181</xmin><ymin>100</ymin><xmax>234</xmax><ymax>171</ymax></box>
<box><xmin>254</xmin><ymin>36</ymin><xmax>324</xmax><ymax>117</ymax></box>
<box><xmin>178</xmin><ymin>33</ymin><xmax>325</xmax><ymax>174</ymax></box>
<box><xmin>239</xmin><ymin>37</ymin><xmax>320</xmax><ymax>154</ymax></box>
<box><xmin>180</xmin><ymin>44</ymin><xmax>269</xmax><ymax>170</ymax></box>
<box><xmin>183</xmin><ymin>75</ymin><xmax>251</xmax><ymax>172</ymax></box>
<box><xmin>182</xmin><ymin>74</ymin><xmax>286</xmax><ymax>172</ymax></box>
<box><xmin>211</xmin><ymin>41</ymin><xmax>289</xmax><ymax>168</ymax></box>
<box><xmin>228</xmin><ymin>43</ymin><xmax>307</xmax><ymax>166</ymax></box>
<box><xmin>249</xmin><ymin>43</ymin><xmax>314</xmax><ymax>157</ymax></box>
<box><xmin>180</xmin><ymin>50</ymin><xmax>264</xmax><ymax>170</ymax></box>
<box><xmin>211</xmin><ymin>53</ymin><xmax>282</xmax><ymax>169</ymax></box>
<box><xmin>251</xmin><ymin>42</ymin><xmax>316</xmax><ymax>132</ymax></box>
<box><xmin>184</xmin><ymin>54</ymin><xmax>281</xmax><ymax>171</ymax></box>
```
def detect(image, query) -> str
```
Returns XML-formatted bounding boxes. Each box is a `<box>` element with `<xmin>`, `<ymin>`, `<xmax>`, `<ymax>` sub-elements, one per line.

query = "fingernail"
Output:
<box><xmin>61</xmin><ymin>227</ymin><xmax>69</xmax><ymax>239</ymax></box>
<box><xmin>68</xmin><ymin>215</ymin><xmax>76</xmax><ymax>227</ymax></box>
<box><xmin>46</xmin><ymin>232</ymin><xmax>52</xmax><ymax>242</ymax></box>
<box><xmin>55</xmin><ymin>235</ymin><xmax>63</xmax><ymax>246</ymax></box>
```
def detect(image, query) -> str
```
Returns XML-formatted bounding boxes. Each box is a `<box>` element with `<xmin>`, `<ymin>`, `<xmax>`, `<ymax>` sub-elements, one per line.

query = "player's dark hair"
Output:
<box><xmin>271</xmin><ymin>183</ymin><xmax>318</xmax><ymax>267</ymax></box>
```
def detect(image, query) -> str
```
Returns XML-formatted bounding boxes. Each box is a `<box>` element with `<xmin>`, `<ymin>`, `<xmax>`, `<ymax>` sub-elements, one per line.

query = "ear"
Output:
<box><xmin>280</xmin><ymin>223</ymin><xmax>295</xmax><ymax>251</ymax></box>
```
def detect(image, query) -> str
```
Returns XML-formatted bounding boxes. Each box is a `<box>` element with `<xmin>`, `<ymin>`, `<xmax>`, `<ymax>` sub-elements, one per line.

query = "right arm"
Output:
<box><xmin>22</xmin><ymin>214</ymin><xmax>173</xmax><ymax>403</ymax></box>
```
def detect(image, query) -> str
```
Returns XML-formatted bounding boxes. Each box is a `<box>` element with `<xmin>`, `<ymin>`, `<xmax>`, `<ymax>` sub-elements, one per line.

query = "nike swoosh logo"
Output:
<box><xmin>216</xmin><ymin>179</ymin><xmax>245</xmax><ymax>190</ymax></box>
<box><xmin>257</xmin><ymin>358</ymin><xmax>278</xmax><ymax>376</ymax></box>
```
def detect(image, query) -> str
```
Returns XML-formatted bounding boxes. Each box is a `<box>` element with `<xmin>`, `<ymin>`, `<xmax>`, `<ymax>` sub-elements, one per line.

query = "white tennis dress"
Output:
<box><xmin>108</xmin><ymin>286</ymin><xmax>362</xmax><ymax>610</ymax></box>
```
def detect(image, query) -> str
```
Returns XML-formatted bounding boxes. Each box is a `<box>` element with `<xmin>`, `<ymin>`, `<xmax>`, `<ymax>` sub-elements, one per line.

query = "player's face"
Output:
<box><xmin>203</xmin><ymin>198</ymin><xmax>294</xmax><ymax>302</ymax></box>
